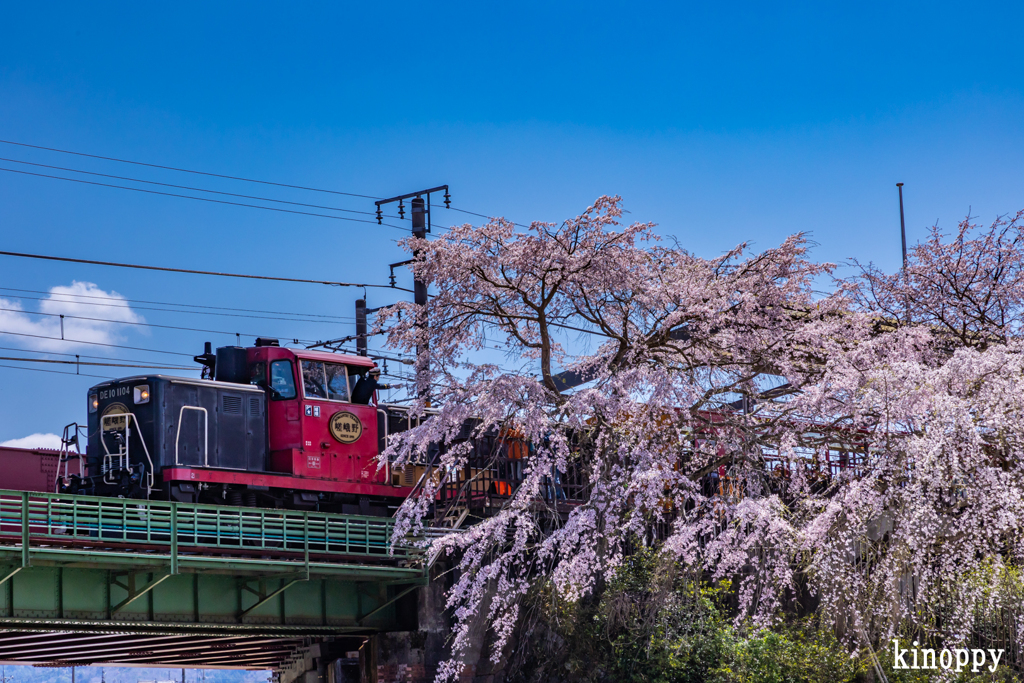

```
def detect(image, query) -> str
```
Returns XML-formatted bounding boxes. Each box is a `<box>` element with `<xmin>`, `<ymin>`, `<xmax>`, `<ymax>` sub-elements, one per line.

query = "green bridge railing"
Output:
<box><xmin>0</xmin><ymin>489</ymin><xmax>419</xmax><ymax>570</ymax></box>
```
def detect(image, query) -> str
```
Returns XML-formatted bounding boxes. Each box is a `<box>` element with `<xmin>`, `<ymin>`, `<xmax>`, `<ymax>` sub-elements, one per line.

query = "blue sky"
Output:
<box><xmin>1</xmin><ymin>1</ymin><xmax>1024</xmax><ymax>446</ymax></box>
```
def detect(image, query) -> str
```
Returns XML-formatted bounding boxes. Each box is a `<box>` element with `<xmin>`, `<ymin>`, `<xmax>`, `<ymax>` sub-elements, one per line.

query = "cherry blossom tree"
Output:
<box><xmin>853</xmin><ymin>209</ymin><xmax>1024</xmax><ymax>347</ymax></box>
<box><xmin>378</xmin><ymin>199</ymin><xmax>1024</xmax><ymax>680</ymax></box>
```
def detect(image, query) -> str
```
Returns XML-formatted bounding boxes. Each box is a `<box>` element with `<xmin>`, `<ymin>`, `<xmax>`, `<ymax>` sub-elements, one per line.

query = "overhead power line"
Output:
<box><xmin>0</xmin><ymin>291</ymin><xmax>355</xmax><ymax>325</ymax></box>
<box><xmin>0</xmin><ymin>286</ymin><xmax>355</xmax><ymax>321</ymax></box>
<box><xmin>0</xmin><ymin>250</ymin><xmax>412</xmax><ymax>292</ymax></box>
<box><xmin>440</xmin><ymin>205</ymin><xmax>531</xmax><ymax>230</ymax></box>
<box><xmin>0</xmin><ymin>356</ymin><xmax>193</xmax><ymax>370</ymax></box>
<box><xmin>0</xmin><ymin>166</ymin><xmax>413</xmax><ymax>231</ymax></box>
<box><xmin>0</xmin><ymin>362</ymin><xmax>112</xmax><ymax>380</ymax></box>
<box><xmin>0</xmin><ymin>156</ymin><xmax>382</xmax><ymax>216</ymax></box>
<box><xmin>0</xmin><ymin>306</ymin><xmax>317</xmax><ymax>342</ymax></box>
<box><xmin>0</xmin><ymin>138</ymin><xmax>380</xmax><ymax>199</ymax></box>
<box><xmin>0</xmin><ymin>139</ymin><xmax>529</xmax><ymax>232</ymax></box>
<box><xmin>0</xmin><ymin>344</ymin><xmax>195</xmax><ymax>368</ymax></box>
<box><xmin>0</xmin><ymin>329</ymin><xmax>197</xmax><ymax>357</ymax></box>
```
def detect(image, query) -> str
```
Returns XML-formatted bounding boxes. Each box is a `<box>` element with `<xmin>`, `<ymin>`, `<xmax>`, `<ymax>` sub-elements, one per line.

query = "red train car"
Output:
<box><xmin>0</xmin><ymin>446</ymin><xmax>60</xmax><ymax>493</ymax></box>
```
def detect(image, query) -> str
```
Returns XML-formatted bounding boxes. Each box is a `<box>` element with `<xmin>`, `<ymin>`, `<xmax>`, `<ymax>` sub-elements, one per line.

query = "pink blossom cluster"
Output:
<box><xmin>376</xmin><ymin>198</ymin><xmax>1024</xmax><ymax>680</ymax></box>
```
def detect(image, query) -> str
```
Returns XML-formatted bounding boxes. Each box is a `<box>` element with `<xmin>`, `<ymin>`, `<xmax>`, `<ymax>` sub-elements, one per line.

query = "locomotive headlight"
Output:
<box><xmin>89</xmin><ymin>394</ymin><xmax>99</xmax><ymax>413</ymax></box>
<box><xmin>133</xmin><ymin>385</ymin><xmax>151</xmax><ymax>405</ymax></box>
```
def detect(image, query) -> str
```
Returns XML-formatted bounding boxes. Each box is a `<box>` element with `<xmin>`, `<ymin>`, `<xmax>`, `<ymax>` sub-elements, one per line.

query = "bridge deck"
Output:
<box><xmin>0</xmin><ymin>489</ymin><xmax>421</xmax><ymax>573</ymax></box>
<box><xmin>0</xmin><ymin>489</ymin><xmax>428</xmax><ymax>669</ymax></box>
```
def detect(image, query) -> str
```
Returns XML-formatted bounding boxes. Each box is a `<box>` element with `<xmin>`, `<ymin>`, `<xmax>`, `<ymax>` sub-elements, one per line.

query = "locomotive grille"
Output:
<box><xmin>222</xmin><ymin>395</ymin><xmax>243</xmax><ymax>414</ymax></box>
<box><xmin>249</xmin><ymin>397</ymin><xmax>261</xmax><ymax>415</ymax></box>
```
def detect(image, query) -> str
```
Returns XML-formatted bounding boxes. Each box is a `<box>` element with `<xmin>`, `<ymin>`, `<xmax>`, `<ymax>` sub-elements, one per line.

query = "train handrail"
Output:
<box><xmin>99</xmin><ymin>412</ymin><xmax>155</xmax><ymax>496</ymax></box>
<box><xmin>0</xmin><ymin>489</ymin><xmax>427</xmax><ymax>567</ymax></box>
<box><xmin>377</xmin><ymin>406</ymin><xmax>390</xmax><ymax>484</ymax></box>
<box><xmin>56</xmin><ymin>422</ymin><xmax>86</xmax><ymax>490</ymax></box>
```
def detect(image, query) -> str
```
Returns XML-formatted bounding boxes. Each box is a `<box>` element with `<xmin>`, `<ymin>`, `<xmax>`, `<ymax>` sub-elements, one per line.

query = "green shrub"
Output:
<box><xmin>513</xmin><ymin>547</ymin><xmax>865</xmax><ymax>683</ymax></box>
<box><xmin>710</xmin><ymin>623</ymin><xmax>863</xmax><ymax>683</ymax></box>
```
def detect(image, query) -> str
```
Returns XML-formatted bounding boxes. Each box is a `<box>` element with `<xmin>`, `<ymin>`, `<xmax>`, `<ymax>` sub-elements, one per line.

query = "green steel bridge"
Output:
<box><xmin>0</xmin><ymin>489</ymin><xmax>428</xmax><ymax>674</ymax></box>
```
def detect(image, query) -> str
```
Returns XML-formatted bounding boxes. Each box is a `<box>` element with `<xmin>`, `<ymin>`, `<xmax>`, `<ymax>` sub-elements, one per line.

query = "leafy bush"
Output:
<box><xmin>509</xmin><ymin>547</ymin><xmax>864</xmax><ymax>683</ymax></box>
<box><xmin>710</xmin><ymin>624</ymin><xmax>862</xmax><ymax>683</ymax></box>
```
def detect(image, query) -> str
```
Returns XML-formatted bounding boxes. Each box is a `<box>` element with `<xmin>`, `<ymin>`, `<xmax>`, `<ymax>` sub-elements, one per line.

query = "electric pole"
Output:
<box><xmin>374</xmin><ymin>185</ymin><xmax>449</xmax><ymax>405</ymax></box>
<box><xmin>355</xmin><ymin>298</ymin><xmax>368</xmax><ymax>357</ymax></box>
<box><xmin>897</xmin><ymin>182</ymin><xmax>907</xmax><ymax>268</ymax></box>
<box><xmin>411</xmin><ymin>196</ymin><xmax>429</xmax><ymax>402</ymax></box>
<box><xmin>897</xmin><ymin>182</ymin><xmax>909</xmax><ymax>322</ymax></box>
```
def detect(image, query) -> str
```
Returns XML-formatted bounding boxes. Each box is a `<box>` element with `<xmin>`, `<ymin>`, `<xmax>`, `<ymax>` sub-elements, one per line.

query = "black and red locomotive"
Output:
<box><xmin>62</xmin><ymin>338</ymin><xmax>416</xmax><ymax>514</ymax></box>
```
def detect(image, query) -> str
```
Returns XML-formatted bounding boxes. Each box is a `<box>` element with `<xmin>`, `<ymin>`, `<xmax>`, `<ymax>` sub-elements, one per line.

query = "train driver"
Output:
<box><xmin>351</xmin><ymin>368</ymin><xmax>391</xmax><ymax>404</ymax></box>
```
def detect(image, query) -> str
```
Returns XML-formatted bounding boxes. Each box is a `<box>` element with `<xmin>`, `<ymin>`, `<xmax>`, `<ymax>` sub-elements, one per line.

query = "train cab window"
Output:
<box><xmin>269</xmin><ymin>360</ymin><xmax>297</xmax><ymax>400</ymax></box>
<box><xmin>301</xmin><ymin>360</ymin><xmax>327</xmax><ymax>399</ymax></box>
<box><xmin>300</xmin><ymin>360</ymin><xmax>361</xmax><ymax>402</ymax></box>
<box><xmin>325</xmin><ymin>363</ymin><xmax>351</xmax><ymax>401</ymax></box>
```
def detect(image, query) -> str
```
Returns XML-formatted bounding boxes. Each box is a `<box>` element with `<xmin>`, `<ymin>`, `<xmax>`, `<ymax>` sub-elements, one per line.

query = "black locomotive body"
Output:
<box><xmin>76</xmin><ymin>375</ymin><xmax>266</xmax><ymax>499</ymax></box>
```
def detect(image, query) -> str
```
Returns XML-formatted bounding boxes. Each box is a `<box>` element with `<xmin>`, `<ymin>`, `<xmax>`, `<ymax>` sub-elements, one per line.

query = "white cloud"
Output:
<box><xmin>1</xmin><ymin>433</ymin><xmax>63</xmax><ymax>450</ymax></box>
<box><xmin>0</xmin><ymin>281</ymin><xmax>145</xmax><ymax>351</ymax></box>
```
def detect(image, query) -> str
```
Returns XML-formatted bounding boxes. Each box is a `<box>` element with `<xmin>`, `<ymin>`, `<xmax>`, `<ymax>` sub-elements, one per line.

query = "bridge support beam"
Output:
<box><xmin>0</xmin><ymin>489</ymin><xmax>427</xmax><ymax>674</ymax></box>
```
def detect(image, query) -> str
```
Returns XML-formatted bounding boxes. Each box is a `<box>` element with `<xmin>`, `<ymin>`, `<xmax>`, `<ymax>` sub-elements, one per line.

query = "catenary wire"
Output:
<box><xmin>0</xmin><ymin>138</ymin><xmax>546</xmax><ymax>235</ymax></box>
<box><xmin>439</xmin><ymin>205</ymin><xmax>532</xmax><ymax>230</ymax></box>
<box><xmin>0</xmin><ymin>335</ymin><xmax>419</xmax><ymax>382</ymax></box>
<box><xmin>0</xmin><ymin>292</ymin><xmax>356</xmax><ymax>325</ymax></box>
<box><xmin>0</xmin><ymin>286</ymin><xmax>356</xmax><ymax>321</ymax></box>
<box><xmin>0</xmin><ymin>140</ymin><xmax>528</xmax><ymax>232</ymax></box>
<box><xmin>0</xmin><ymin>329</ymin><xmax>209</xmax><ymax>357</ymax></box>
<box><xmin>0</xmin><ymin>157</ymin><xmax>383</xmax><ymax>216</ymax></box>
<box><xmin>0</xmin><ymin>166</ymin><xmax>414</xmax><ymax>232</ymax></box>
<box><xmin>0</xmin><ymin>344</ymin><xmax>196</xmax><ymax>368</ymax></box>
<box><xmin>0</xmin><ymin>356</ymin><xmax>194</xmax><ymax>370</ymax></box>
<box><xmin>0</xmin><ymin>144</ymin><xmax>603</xmax><ymax>348</ymax></box>
<box><xmin>0</xmin><ymin>250</ymin><xmax>413</xmax><ymax>292</ymax></box>
<box><xmin>0</xmin><ymin>329</ymin><xmax>421</xmax><ymax>364</ymax></box>
<box><xmin>0</xmin><ymin>362</ymin><xmax>112</xmax><ymax>380</ymax></box>
<box><xmin>0</xmin><ymin>306</ymin><xmax>318</xmax><ymax>342</ymax></box>
<box><xmin>0</xmin><ymin>138</ymin><xmax>381</xmax><ymax>199</ymax></box>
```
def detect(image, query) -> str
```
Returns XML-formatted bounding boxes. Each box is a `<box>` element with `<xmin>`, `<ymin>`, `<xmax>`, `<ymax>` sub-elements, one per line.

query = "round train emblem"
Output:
<box><xmin>101</xmin><ymin>402</ymin><xmax>130</xmax><ymax>431</ymax></box>
<box><xmin>329</xmin><ymin>411</ymin><xmax>362</xmax><ymax>444</ymax></box>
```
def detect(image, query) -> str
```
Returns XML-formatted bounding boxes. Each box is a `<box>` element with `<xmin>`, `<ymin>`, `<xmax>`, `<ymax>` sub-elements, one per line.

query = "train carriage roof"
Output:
<box><xmin>286</xmin><ymin>348</ymin><xmax>377</xmax><ymax>367</ymax></box>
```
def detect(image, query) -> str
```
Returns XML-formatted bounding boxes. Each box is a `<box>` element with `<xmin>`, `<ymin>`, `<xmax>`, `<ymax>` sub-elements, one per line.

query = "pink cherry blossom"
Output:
<box><xmin>377</xmin><ymin>199</ymin><xmax>1024</xmax><ymax>680</ymax></box>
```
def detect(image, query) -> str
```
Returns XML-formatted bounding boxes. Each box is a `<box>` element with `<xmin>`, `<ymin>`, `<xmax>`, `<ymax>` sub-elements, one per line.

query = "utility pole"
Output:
<box><xmin>897</xmin><ymin>182</ymin><xmax>909</xmax><ymax>323</ymax></box>
<box><xmin>411</xmin><ymin>196</ymin><xmax>429</xmax><ymax>402</ymax></box>
<box><xmin>355</xmin><ymin>298</ymin><xmax>368</xmax><ymax>357</ymax></box>
<box><xmin>897</xmin><ymin>182</ymin><xmax>907</xmax><ymax>268</ymax></box>
<box><xmin>374</xmin><ymin>185</ymin><xmax>449</xmax><ymax>405</ymax></box>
